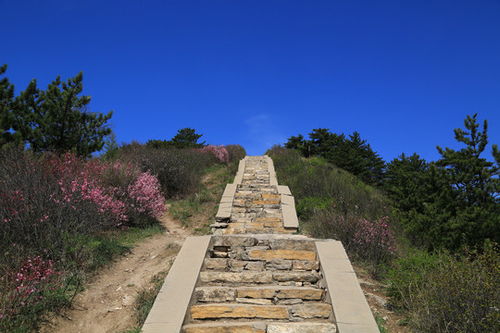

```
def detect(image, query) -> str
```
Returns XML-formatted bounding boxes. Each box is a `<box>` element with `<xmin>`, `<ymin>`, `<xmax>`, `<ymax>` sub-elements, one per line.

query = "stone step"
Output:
<box><xmin>183</xmin><ymin>321</ymin><xmax>266</xmax><ymax>333</ymax></box>
<box><xmin>203</xmin><ymin>258</ymin><xmax>319</xmax><ymax>272</ymax></box>
<box><xmin>183</xmin><ymin>321</ymin><xmax>337</xmax><ymax>333</ymax></box>
<box><xmin>246</xmin><ymin>249</ymin><xmax>316</xmax><ymax>261</ymax></box>
<box><xmin>199</xmin><ymin>271</ymin><xmax>321</xmax><ymax>285</ymax></box>
<box><xmin>190</xmin><ymin>304</ymin><xmax>289</xmax><ymax>320</ymax></box>
<box><xmin>190</xmin><ymin>303</ymin><xmax>333</xmax><ymax>320</ymax></box>
<box><xmin>195</xmin><ymin>286</ymin><xmax>324</xmax><ymax>303</ymax></box>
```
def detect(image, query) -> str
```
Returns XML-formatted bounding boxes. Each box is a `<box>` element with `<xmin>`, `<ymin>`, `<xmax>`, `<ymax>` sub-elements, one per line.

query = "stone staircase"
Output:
<box><xmin>183</xmin><ymin>235</ymin><xmax>335</xmax><ymax>332</ymax></box>
<box><xmin>212</xmin><ymin>156</ymin><xmax>296</xmax><ymax>235</ymax></box>
<box><xmin>142</xmin><ymin>156</ymin><xmax>379</xmax><ymax>333</ymax></box>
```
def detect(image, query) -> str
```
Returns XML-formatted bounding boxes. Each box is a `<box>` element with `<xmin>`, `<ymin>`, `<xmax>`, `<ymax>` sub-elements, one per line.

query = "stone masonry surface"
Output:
<box><xmin>212</xmin><ymin>156</ymin><xmax>298</xmax><ymax>234</ymax></box>
<box><xmin>183</xmin><ymin>235</ymin><xmax>337</xmax><ymax>332</ymax></box>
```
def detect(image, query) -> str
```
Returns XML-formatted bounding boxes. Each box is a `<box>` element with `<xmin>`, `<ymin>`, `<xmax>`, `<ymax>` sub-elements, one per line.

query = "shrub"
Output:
<box><xmin>0</xmin><ymin>256</ymin><xmax>69</xmax><ymax>332</ymax></box>
<box><xmin>0</xmin><ymin>149</ymin><xmax>112</xmax><ymax>266</ymax></box>
<box><xmin>386</xmin><ymin>249</ymin><xmax>443</xmax><ymax>311</ymax></box>
<box><xmin>309</xmin><ymin>211</ymin><xmax>395</xmax><ymax>271</ymax></box>
<box><xmin>116</xmin><ymin>144</ymin><xmax>216</xmax><ymax>198</ymax></box>
<box><xmin>269</xmin><ymin>146</ymin><xmax>389</xmax><ymax>220</ymax></box>
<box><xmin>387</xmin><ymin>247</ymin><xmax>500</xmax><ymax>332</ymax></box>
<box><xmin>226</xmin><ymin>145</ymin><xmax>246</xmax><ymax>163</ymax></box>
<box><xmin>296</xmin><ymin>197</ymin><xmax>332</xmax><ymax>221</ymax></box>
<box><xmin>268</xmin><ymin>147</ymin><xmax>395</xmax><ymax>273</ymax></box>
<box><xmin>199</xmin><ymin>145</ymin><xmax>229</xmax><ymax>164</ymax></box>
<box><xmin>0</xmin><ymin>148</ymin><xmax>166</xmax><ymax>330</ymax></box>
<box><xmin>47</xmin><ymin>153</ymin><xmax>166</xmax><ymax>226</ymax></box>
<box><xmin>127</xmin><ymin>171</ymin><xmax>166</xmax><ymax>222</ymax></box>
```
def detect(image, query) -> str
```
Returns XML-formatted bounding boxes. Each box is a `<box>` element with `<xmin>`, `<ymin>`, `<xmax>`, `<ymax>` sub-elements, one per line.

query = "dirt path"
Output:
<box><xmin>40</xmin><ymin>211</ymin><xmax>190</xmax><ymax>333</ymax></box>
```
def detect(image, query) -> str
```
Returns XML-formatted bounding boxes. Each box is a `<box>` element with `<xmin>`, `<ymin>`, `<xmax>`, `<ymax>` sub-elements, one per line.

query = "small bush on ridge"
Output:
<box><xmin>199</xmin><ymin>145</ymin><xmax>229</xmax><ymax>164</ymax></box>
<box><xmin>226</xmin><ymin>145</ymin><xmax>246</xmax><ymax>163</ymax></box>
<box><xmin>116</xmin><ymin>144</ymin><xmax>217</xmax><ymax>198</ymax></box>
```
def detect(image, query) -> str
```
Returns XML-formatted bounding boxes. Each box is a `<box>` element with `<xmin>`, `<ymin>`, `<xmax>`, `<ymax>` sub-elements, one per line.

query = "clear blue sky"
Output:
<box><xmin>2</xmin><ymin>0</ymin><xmax>499</xmax><ymax>161</ymax></box>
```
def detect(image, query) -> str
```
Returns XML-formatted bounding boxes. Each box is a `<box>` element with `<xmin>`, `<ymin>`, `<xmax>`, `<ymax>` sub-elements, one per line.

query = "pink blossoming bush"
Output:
<box><xmin>353</xmin><ymin>216</ymin><xmax>396</xmax><ymax>262</ymax></box>
<box><xmin>0</xmin><ymin>255</ymin><xmax>65</xmax><ymax>330</ymax></box>
<box><xmin>50</xmin><ymin>153</ymin><xmax>128</xmax><ymax>223</ymax></box>
<box><xmin>199</xmin><ymin>145</ymin><xmax>230</xmax><ymax>164</ymax></box>
<box><xmin>48</xmin><ymin>153</ymin><xmax>166</xmax><ymax>225</ymax></box>
<box><xmin>127</xmin><ymin>172</ymin><xmax>166</xmax><ymax>219</ymax></box>
<box><xmin>0</xmin><ymin>149</ymin><xmax>167</xmax><ymax>330</ymax></box>
<box><xmin>310</xmin><ymin>211</ymin><xmax>396</xmax><ymax>270</ymax></box>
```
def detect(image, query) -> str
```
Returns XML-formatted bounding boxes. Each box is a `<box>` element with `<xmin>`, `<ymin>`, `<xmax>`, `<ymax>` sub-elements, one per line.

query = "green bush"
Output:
<box><xmin>387</xmin><ymin>246</ymin><xmax>500</xmax><ymax>333</ymax></box>
<box><xmin>296</xmin><ymin>197</ymin><xmax>333</xmax><ymax>221</ymax></box>
<box><xmin>226</xmin><ymin>144</ymin><xmax>246</xmax><ymax>163</ymax></box>
<box><xmin>115</xmin><ymin>143</ymin><xmax>217</xmax><ymax>198</ymax></box>
<box><xmin>268</xmin><ymin>147</ymin><xmax>395</xmax><ymax>274</ymax></box>
<box><xmin>386</xmin><ymin>249</ymin><xmax>444</xmax><ymax>311</ymax></box>
<box><xmin>269</xmin><ymin>146</ymin><xmax>388</xmax><ymax>220</ymax></box>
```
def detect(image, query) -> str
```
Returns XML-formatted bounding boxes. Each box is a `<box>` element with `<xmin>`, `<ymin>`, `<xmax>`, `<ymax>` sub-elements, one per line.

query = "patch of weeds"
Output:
<box><xmin>296</xmin><ymin>196</ymin><xmax>333</xmax><ymax>221</ymax></box>
<box><xmin>134</xmin><ymin>271</ymin><xmax>168</xmax><ymax>326</ymax></box>
<box><xmin>194</xmin><ymin>225</ymin><xmax>211</xmax><ymax>235</ymax></box>
<box><xmin>375</xmin><ymin>314</ymin><xmax>388</xmax><ymax>333</ymax></box>
<box><xmin>114</xmin><ymin>224</ymin><xmax>165</xmax><ymax>248</ymax></box>
<box><xmin>168</xmin><ymin>199</ymin><xmax>198</xmax><ymax>226</ymax></box>
<box><xmin>121</xmin><ymin>329</ymin><xmax>141</xmax><ymax>333</ymax></box>
<box><xmin>168</xmin><ymin>163</ymin><xmax>233</xmax><ymax>229</ymax></box>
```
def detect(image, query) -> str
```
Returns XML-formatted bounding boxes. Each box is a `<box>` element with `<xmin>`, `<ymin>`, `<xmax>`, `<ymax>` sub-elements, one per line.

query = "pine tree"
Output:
<box><xmin>0</xmin><ymin>65</ymin><xmax>16</xmax><ymax>146</ymax></box>
<box><xmin>386</xmin><ymin>114</ymin><xmax>499</xmax><ymax>250</ymax></box>
<box><xmin>170</xmin><ymin>128</ymin><xmax>205</xmax><ymax>148</ymax></box>
<box><xmin>435</xmin><ymin>114</ymin><xmax>499</xmax><ymax>249</ymax></box>
<box><xmin>437</xmin><ymin>114</ymin><xmax>498</xmax><ymax>207</ymax></box>
<box><xmin>16</xmin><ymin>72</ymin><xmax>113</xmax><ymax>157</ymax></box>
<box><xmin>284</xmin><ymin>128</ymin><xmax>385</xmax><ymax>186</ymax></box>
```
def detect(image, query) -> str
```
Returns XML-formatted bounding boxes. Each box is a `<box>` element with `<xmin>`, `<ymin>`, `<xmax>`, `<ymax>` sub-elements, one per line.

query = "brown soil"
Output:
<box><xmin>39</xmin><ymin>212</ymin><xmax>190</xmax><ymax>333</ymax></box>
<box><xmin>353</xmin><ymin>265</ymin><xmax>410</xmax><ymax>333</ymax></box>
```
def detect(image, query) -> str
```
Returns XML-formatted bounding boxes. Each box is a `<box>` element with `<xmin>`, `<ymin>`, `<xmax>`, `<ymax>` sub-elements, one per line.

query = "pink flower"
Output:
<box><xmin>127</xmin><ymin>172</ymin><xmax>166</xmax><ymax>218</ymax></box>
<box><xmin>353</xmin><ymin>216</ymin><xmax>396</xmax><ymax>255</ymax></box>
<box><xmin>199</xmin><ymin>145</ymin><xmax>230</xmax><ymax>163</ymax></box>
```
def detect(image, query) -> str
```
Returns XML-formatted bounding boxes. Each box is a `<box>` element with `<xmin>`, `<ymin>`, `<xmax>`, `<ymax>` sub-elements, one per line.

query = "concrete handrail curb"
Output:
<box><xmin>316</xmin><ymin>240</ymin><xmax>379</xmax><ymax>333</ymax></box>
<box><xmin>142</xmin><ymin>236</ymin><xmax>211</xmax><ymax>333</ymax></box>
<box><xmin>215</xmin><ymin>183</ymin><xmax>237</xmax><ymax>221</ymax></box>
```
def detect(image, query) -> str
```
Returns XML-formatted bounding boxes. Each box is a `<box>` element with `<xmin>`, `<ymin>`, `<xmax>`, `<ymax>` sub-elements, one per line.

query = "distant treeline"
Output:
<box><xmin>285</xmin><ymin>114</ymin><xmax>499</xmax><ymax>251</ymax></box>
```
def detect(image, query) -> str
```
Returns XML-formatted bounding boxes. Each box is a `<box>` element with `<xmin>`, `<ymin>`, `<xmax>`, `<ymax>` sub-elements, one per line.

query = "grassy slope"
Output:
<box><xmin>168</xmin><ymin>164</ymin><xmax>235</xmax><ymax>234</ymax></box>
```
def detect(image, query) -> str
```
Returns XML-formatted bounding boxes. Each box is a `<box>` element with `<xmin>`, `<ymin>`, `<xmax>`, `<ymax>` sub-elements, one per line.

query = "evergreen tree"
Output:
<box><xmin>0</xmin><ymin>65</ymin><xmax>16</xmax><ymax>146</ymax></box>
<box><xmin>170</xmin><ymin>128</ymin><xmax>205</xmax><ymax>148</ymax></box>
<box><xmin>285</xmin><ymin>134</ymin><xmax>308</xmax><ymax>156</ymax></box>
<box><xmin>15</xmin><ymin>72</ymin><xmax>113</xmax><ymax>157</ymax></box>
<box><xmin>337</xmin><ymin>132</ymin><xmax>385</xmax><ymax>185</ymax></box>
<box><xmin>386</xmin><ymin>114</ymin><xmax>499</xmax><ymax>250</ymax></box>
<box><xmin>309</xmin><ymin>128</ymin><xmax>336</xmax><ymax>156</ymax></box>
<box><xmin>385</xmin><ymin>153</ymin><xmax>430</xmax><ymax>212</ymax></box>
<box><xmin>285</xmin><ymin>128</ymin><xmax>385</xmax><ymax>186</ymax></box>
<box><xmin>435</xmin><ymin>114</ymin><xmax>499</xmax><ymax>249</ymax></box>
<box><xmin>146</xmin><ymin>128</ymin><xmax>205</xmax><ymax>149</ymax></box>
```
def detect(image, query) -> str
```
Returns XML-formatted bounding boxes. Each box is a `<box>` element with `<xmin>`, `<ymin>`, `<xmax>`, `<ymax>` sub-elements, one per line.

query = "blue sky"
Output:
<box><xmin>2</xmin><ymin>0</ymin><xmax>499</xmax><ymax>161</ymax></box>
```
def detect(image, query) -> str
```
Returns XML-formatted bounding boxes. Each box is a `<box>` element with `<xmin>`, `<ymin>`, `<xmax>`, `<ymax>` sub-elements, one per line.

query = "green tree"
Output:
<box><xmin>334</xmin><ymin>131</ymin><xmax>385</xmax><ymax>185</ymax></box>
<box><xmin>386</xmin><ymin>114</ymin><xmax>499</xmax><ymax>250</ymax></box>
<box><xmin>385</xmin><ymin>153</ymin><xmax>430</xmax><ymax>212</ymax></box>
<box><xmin>0</xmin><ymin>65</ymin><xmax>16</xmax><ymax>146</ymax></box>
<box><xmin>15</xmin><ymin>72</ymin><xmax>113</xmax><ymax>157</ymax></box>
<box><xmin>170</xmin><ymin>127</ymin><xmax>205</xmax><ymax>148</ymax></box>
<box><xmin>435</xmin><ymin>114</ymin><xmax>499</xmax><ymax>249</ymax></box>
<box><xmin>286</xmin><ymin>128</ymin><xmax>385</xmax><ymax>186</ymax></box>
<box><xmin>384</xmin><ymin>154</ymin><xmax>452</xmax><ymax>248</ymax></box>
